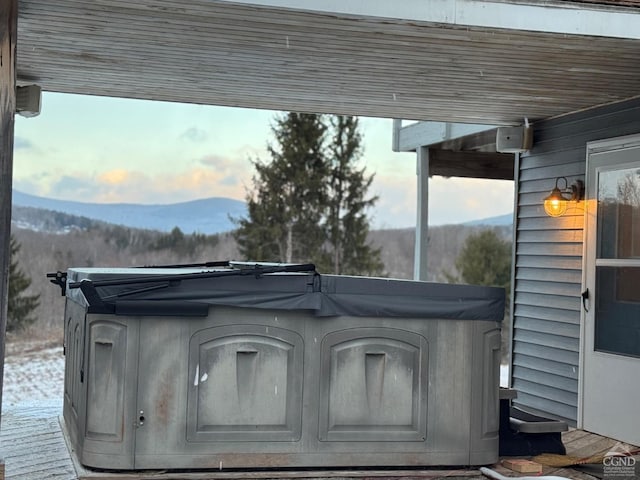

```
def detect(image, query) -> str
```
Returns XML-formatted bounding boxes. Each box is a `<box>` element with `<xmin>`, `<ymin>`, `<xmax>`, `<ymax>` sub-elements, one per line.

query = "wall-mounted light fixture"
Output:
<box><xmin>544</xmin><ymin>177</ymin><xmax>584</xmax><ymax>217</ymax></box>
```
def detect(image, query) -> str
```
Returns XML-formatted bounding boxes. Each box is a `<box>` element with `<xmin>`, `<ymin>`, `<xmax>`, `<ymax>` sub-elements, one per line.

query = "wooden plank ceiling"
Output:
<box><xmin>15</xmin><ymin>0</ymin><xmax>640</xmax><ymax>125</ymax></box>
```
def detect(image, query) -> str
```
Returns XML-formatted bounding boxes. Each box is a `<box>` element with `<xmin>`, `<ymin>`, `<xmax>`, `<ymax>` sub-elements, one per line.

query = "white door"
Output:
<box><xmin>582</xmin><ymin>134</ymin><xmax>640</xmax><ymax>445</ymax></box>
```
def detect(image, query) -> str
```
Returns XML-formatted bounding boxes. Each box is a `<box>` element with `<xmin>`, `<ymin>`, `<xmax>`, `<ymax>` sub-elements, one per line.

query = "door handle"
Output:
<box><xmin>581</xmin><ymin>288</ymin><xmax>590</xmax><ymax>312</ymax></box>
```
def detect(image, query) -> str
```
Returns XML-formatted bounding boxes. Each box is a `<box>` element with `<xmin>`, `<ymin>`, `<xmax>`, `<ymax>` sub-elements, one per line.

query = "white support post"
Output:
<box><xmin>414</xmin><ymin>146</ymin><xmax>429</xmax><ymax>281</ymax></box>
<box><xmin>392</xmin><ymin>119</ymin><xmax>402</xmax><ymax>152</ymax></box>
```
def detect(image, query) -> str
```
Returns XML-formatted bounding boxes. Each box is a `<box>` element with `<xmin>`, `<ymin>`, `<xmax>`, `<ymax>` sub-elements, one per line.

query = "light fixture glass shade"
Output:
<box><xmin>544</xmin><ymin>187</ymin><xmax>568</xmax><ymax>217</ymax></box>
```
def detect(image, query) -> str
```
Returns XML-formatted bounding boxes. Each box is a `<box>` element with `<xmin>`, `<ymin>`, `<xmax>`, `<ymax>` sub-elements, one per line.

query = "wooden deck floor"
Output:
<box><xmin>1</xmin><ymin>401</ymin><xmax>75</xmax><ymax>479</ymax></box>
<box><xmin>1</xmin><ymin>403</ymin><xmax>637</xmax><ymax>480</ymax></box>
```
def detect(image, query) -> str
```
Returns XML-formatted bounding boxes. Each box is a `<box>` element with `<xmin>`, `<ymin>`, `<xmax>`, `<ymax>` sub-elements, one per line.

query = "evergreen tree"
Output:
<box><xmin>8</xmin><ymin>235</ymin><xmax>40</xmax><ymax>332</ymax></box>
<box><xmin>448</xmin><ymin>229</ymin><xmax>511</xmax><ymax>289</ymax></box>
<box><xmin>448</xmin><ymin>229</ymin><xmax>512</xmax><ymax>363</ymax></box>
<box><xmin>234</xmin><ymin>112</ymin><xmax>383</xmax><ymax>276</ymax></box>
<box><xmin>235</xmin><ymin>112</ymin><xmax>328</xmax><ymax>263</ymax></box>
<box><xmin>325</xmin><ymin>116</ymin><xmax>383</xmax><ymax>275</ymax></box>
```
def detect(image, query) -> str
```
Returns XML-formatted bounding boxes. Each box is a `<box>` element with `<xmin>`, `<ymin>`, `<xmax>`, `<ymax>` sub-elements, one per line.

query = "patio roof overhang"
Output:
<box><xmin>15</xmin><ymin>0</ymin><xmax>640</xmax><ymax>126</ymax></box>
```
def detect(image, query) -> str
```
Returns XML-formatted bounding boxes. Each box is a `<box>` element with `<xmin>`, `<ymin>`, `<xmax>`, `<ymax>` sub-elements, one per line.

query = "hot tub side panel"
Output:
<box><xmin>129</xmin><ymin>308</ymin><xmax>499</xmax><ymax>469</ymax></box>
<box><xmin>133</xmin><ymin>309</ymin><xmax>309</xmax><ymax>469</ymax></box>
<box><xmin>316</xmin><ymin>327</ymin><xmax>428</xmax><ymax>444</ymax></box>
<box><xmin>64</xmin><ymin>304</ymin><xmax>500</xmax><ymax>469</ymax></box>
<box><xmin>305</xmin><ymin>316</ymin><xmax>482</xmax><ymax>466</ymax></box>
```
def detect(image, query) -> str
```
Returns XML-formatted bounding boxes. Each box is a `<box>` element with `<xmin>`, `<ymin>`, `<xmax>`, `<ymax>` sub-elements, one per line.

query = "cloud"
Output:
<box><xmin>13</xmin><ymin>178</ymin><xmax>43</xmax><ymax>195</ymax></box>
<box><xmin>98</xmin><ymin>169</ymin><xmax>131</xmax><ymax>185</ymax></box>
<box><xmin>220</xmin><ymin>175</ymin><xmax>238</xmax><ymax>186</ymax></box>
<box><xmin>14</xmin><ymin>137</ymin><xmax>34</xmax><ymax>150</ymax></box>
<box><xmin>50</xmin><ymin>175</ymin><xmax>99</xmax><ymax>198</ymax></box>
<box><xmin>370</xmin><ymin>175</ymin><xmax>417</xmax><ymax>229</ymax></box>
<box><xmin>428</xmin><ymin>177</ymin><xmax>514</xmax><ymax>225</ymax></box>
<box><xmin>180</xmin><ymin>127</ymin><xmax>208</xmax><ymax>143</ymax></box>
<box><xmin>200</xmin><ymin>154</ymin><xmax>232</xmax><ymax>168</ymax></box>
<box><xmin>40</xmin><ymin>165</ymin><xmax>250</xmax><ymax>204</ymax></box>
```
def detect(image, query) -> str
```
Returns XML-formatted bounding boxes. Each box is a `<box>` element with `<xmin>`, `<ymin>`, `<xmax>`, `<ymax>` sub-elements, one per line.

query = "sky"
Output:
<box><xmin>13</xmin><ymin>92</ymin><xmax>514</xmax><ymax>229</ymax></box>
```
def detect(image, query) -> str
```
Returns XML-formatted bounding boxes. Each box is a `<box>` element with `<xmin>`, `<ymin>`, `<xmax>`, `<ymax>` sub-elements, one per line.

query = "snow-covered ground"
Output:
<box><xmin>2</xmin><ymin>344</ymin><xmax>65</xmax><ymax>409</ymax></box>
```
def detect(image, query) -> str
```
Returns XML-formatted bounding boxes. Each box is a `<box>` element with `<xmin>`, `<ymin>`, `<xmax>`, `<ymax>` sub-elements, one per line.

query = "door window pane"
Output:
<box><xmin>597</xmin><ymin>168</ymin><xmax>640</xmax><ymax>259</ymax></box>
<box><xmin>595</xmin><ymin>266</ymin><xmax>640</xmax><ymax>358</ymax></box>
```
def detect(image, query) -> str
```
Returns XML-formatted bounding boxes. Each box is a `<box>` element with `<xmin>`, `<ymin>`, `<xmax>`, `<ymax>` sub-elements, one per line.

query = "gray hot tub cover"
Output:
<box><xmin>66</xmin><ymin>267</ymin><xmax>505</xmax><ymax>321</ymax></box>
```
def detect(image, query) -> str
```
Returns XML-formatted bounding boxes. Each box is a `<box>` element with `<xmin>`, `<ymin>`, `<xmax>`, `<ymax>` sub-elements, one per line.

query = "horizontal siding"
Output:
<box><xmin>514</xmin><ymin>305</ymin><xmax>579</xmax><ymax>325</ymax></box>
<box><xmin>513</xmin><ymin>353</ymin><xmax>578</xmax><ymax>380</ymax></box>
<box><xmin>531</xmin><ymin>118</ymin><xmax>640</xmax><ymax>154</ymax></box>
<box><xmin>513</xmin><ymin>330</ymin><xmax>579</xmax><ymax>351</ymax></box>
<box><xmin>517</xmin><ymin>216</ymin><xmax>584</xmax><ymax>231</ymax></box>
<box><xmin>516</xmin><ymin>266</ymin><xmax>582</xmax><ymax>284</ymax></box>
<box><xmin>512</xmin><ymin>391</ymin><xmax>577</xmax><ymax>424</ymax></box>
<box><xmin>518</xmin><ymin>205</ymin><xmax>585</xmax><ymax>220</ymax></box>
<box><xmin>517</xmin><ymin>229</ymin><xmax>583</xmax><ymax>244</ymax></box>
<box><xmin>518</xmin><ymin>149</ymin><xmax>585</xmax><ymax>170</ymax></box>
<box><xmin>514</xmin><ymin>317</ymin><xmax>579</xmax><ymax>340</ymax></box>
<box><xmin>513</xmin><ymin>342</ymin><xmax>579</xmax><ymax>366</ymax></box>
<box><xmin>516</xmin><ymin>255</ymin><xmax>582</xmax><ymax>270</ymax></box>
<box><xmin>513</xmin><ymin>366</ymin><xmax>578</xmax><ymax>393</ymax></box>
<box><xmin>534</xmin><ymin>100</ymin><xmax>640</xmax><ymax>141</ymax></box>
<box><xmin>511</xmin><ymin>98</ymin><xmax>640</xmax><ymax>425</ymax></box>
<box><xmin>513</xmin><ymin>379</ymin><xmax>577</xmax><ymax>407</ymax></box>
<box><xmin>519</xmin><ymin>191</ymin><xmax>566</xmax><ymax>207</ymax></box>
<box><xmin>519</xmin><ymin>161</ymin><xmax>586</xmax><ymax>182</ymax></box>
<box><xmin>517</xmin><ymin>242</ymin><xmax>583</xmax><ymax>257</ymax></box>
<box><xmin>515</xmin><ymin>279</ymin><xmax>581</xmax><ymax>297</ymax></box>
<box><xmin>515</xmin><ymin>293</ymin><xmax>581</xmax><ymax>312</ymax></box>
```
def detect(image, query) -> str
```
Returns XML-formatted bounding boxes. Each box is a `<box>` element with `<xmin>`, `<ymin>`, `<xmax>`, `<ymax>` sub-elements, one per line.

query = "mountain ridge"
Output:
<box><xmin>12</xmin><ymin>190</ymin><xmax>246</xmax><ymax>234</ymax></box>
<box><xmin>12</xmin><ymin>189</ymin><xmax>512</xmax><ymax>234</ymax></box>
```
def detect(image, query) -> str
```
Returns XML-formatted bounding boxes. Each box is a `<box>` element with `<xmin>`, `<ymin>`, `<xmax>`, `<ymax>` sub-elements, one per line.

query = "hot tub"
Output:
<box><xmin>59</xmin><ymin>263</ymin><xmax>504</xmax><ymax>470</ymax></box>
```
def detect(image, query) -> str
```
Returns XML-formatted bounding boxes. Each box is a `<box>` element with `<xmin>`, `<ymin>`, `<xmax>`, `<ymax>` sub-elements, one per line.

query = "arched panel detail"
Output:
<box><xmin>187</xmin><ymin>325</ymin><xmax>303</xmax><ymax>442</ymax></box>
<box><xmin>319</xmin><ymin>328</ymin><xmax>428</xmax><ymax>442</ymax></box>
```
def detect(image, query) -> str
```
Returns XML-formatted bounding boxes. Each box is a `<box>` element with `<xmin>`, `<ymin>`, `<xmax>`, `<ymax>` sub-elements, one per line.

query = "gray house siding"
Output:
<box><xmin>512</xmin><ymin>98</ymin><xmax>640</xmax><ymax>425</ymax></box>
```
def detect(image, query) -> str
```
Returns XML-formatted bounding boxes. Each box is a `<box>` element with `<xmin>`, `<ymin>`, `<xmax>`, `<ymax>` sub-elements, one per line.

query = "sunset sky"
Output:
<box><xmin>13</xmin><ymin>92</ymin><xmax>514</xmax><ymax>229</ymax></box>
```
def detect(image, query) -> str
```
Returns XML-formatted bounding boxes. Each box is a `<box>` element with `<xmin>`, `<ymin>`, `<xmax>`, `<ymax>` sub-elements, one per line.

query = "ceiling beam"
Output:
<box><xmin>220</xmin><ymin>0</ymin><xmax>640</xmax><ymax>39</ymax></box>
<box><xmin>435</xmin><ymin>129</ymin><xmax>500</xmax><ymax>153</ymax></box>
<box><xmin>428</xmin><ymin>149</ymin><xmax>514</xmax><ymax>180</ymax></box>
<box><xmin>393</xmin><ymin>121</ymin><xmax>497</xmax><ymax>152</ymax></box>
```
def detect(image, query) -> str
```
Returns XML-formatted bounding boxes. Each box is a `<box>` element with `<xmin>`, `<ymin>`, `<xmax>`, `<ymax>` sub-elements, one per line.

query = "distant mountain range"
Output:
<box><xmin>12</xmin><ymin>190</ymin><xmax>246</xmax><ymax>234</ymax></box>
<box><xmin>11</xmin><ymin>190</ymin><xmax>512</xmax><ymax>234</ymax></box>
<box><xmin>463</xmin><ymin>213</ymin><xmax>513</xmax><ymax>227</ymax></box>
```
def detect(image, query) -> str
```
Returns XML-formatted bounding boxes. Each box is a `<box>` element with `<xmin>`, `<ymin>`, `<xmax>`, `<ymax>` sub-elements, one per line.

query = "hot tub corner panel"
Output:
<box><xmin>469</xmin><ymin>322</ymin><xmax>502</xmax><ymax>465</ymax></box>
<box><xmin>64</xmin><ymin>313</ymin><xmax>139</xmax><ymax>470</ymax></box>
